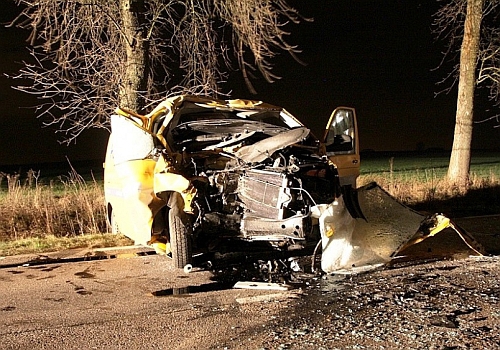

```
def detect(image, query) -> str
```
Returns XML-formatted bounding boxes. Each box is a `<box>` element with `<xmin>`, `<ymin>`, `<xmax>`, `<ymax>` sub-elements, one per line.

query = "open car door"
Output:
<box><xmin>323</xmin><ymin>107</ymin><xmax>360</xmax><ymax>187</ymax></box>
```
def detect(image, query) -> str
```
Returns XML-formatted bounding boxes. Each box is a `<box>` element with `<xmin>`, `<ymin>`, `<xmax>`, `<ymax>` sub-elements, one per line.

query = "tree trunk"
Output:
<box><xmin>119</xmin><ymin>0</ymin><xmax>149</xmax><ymax>113</ymax></box>
<box><xmin>447</xmin><ymin>0</ymin><xmax>483</xmax><ymax>187</ymax></box>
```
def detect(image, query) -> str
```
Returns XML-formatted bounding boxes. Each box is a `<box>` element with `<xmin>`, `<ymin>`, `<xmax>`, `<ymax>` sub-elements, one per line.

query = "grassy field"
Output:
<box><xmin>358</xmin><ymin>150</ymin><xmax>500</xmax><ymax>217</ymax></box>
<box><xmin>360</xmin><ymin>150</ymin><xmax>500</xmax><ymax>179</ymax></box>
<box><xmin>359</xmin><ymin>150</ymin><xmax>499</xmax><ymax>190</ymax></box>
<box><xmin>0</xmin><ymin>151</ymin><xmax>499</xmax><ymax>256</ymax></box>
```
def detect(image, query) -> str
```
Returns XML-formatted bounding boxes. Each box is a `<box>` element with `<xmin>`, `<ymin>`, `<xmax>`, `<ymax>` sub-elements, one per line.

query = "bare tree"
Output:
<box><xmin>434</xmin><ymin>0</ymin><xmax>500</xmax><ymax>188</ymax></box>
<box><xmin>9</xmin><ymin>0</ymin><xmax>304</xmax><ymax>143</ymax></box>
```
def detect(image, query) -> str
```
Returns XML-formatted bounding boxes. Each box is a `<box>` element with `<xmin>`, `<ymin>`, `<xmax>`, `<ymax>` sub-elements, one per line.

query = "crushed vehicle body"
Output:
<box><xmin>104</xmin><ymin>95</ymin><xmax>361</xmax><ymax>268</ymax></box>
<box><xmin>104</xmin><ymin>95</ymin><xmax>483</xmax><ymax>272</ymax></box>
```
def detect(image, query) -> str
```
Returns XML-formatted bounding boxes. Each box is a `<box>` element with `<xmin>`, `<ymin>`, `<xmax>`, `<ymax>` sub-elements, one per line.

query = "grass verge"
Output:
<box><xmin>358</xmin><ymin>153</ymin><xmax>500</xmax><ymax>216</ymax></box>
<box><xmin>0</xmin><ymin>234</ymin><xmax>134</xmax><ymax>257</ymax></box>
<box><xmin>0</xmin><ymin>167</ymin><xmax>132</xmax><ymax>257</ymax></box>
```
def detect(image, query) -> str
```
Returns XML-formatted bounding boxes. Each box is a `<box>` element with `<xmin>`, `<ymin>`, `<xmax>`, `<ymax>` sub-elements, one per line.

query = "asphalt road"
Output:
<box><xmin>0</xmin><ymin>215</ymin><xmax>498</xmax><ymax>350</ymax></box>
<box><xmin>0</xmin><ymin>252</ymin><xmax>305</xmax><ymax>350</ymax></box>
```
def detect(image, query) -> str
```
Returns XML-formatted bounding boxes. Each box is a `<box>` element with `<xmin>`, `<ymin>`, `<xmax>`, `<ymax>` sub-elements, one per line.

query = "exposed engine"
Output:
<box><xmin>107</xmin><ymin>96</ymin><xmax>480</xmax><ymax>274</ymax></box>
<box><xmin>179</xmin><ymin>147</ymin><xmax>340</xmax><ymax>247</ymax></box>
<box><xmin>160</xmin><ymin>105</ymin><xmax>344</xmax><ymax>250</ymax></box>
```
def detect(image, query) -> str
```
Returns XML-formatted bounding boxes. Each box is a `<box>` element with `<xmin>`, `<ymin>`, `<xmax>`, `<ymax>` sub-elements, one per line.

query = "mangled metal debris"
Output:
<box><xmin>104</xmin><ymin>94</ymin><xmax>484</xmax><ymax>275</ymax></box>
<box><xmin>104</xmin><ymin>95</ymin><xmax>360</xmax><ymax>269</ymax></box>
<box><xmin>317</xmin><ymin>183</ymin><xmax>486</xmax><ymax>274</ymax></box>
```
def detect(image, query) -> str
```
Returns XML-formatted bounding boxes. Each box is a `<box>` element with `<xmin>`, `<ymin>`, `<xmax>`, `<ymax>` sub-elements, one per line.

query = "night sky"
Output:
<box><xmin>1</xmin><ymin>0</ymin><xmax>498</xmax><ymax>166</ymax></box>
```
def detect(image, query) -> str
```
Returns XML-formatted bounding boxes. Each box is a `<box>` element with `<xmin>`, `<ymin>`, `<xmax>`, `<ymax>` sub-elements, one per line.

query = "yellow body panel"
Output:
<box><xmin>329</xmin><ymin>153</ymin><xmax>360</xmax><ymax>187</ymax></box>
<box><xmin>153</xmin><ymin>172</ymin><xmax>190</xmax><ymax>194</ymax></box>
<box><xmin>104</xmin><ymin>150</ymin><xmax>158</xmax><ymax>245</ymax></box>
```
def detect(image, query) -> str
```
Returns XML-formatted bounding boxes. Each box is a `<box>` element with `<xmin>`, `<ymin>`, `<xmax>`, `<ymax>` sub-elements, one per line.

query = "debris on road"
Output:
<box><xmin>233</xmin><ymin>281</ymin><xmax>289</xmax><ymax>290</ymax></box>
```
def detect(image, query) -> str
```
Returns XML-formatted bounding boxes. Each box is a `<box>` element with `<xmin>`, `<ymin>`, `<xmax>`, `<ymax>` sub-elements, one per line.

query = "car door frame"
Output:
<box><xmin>322</xmin><ymin>107</ymin><xmax>360</xmax><ymax>188</ymax></box>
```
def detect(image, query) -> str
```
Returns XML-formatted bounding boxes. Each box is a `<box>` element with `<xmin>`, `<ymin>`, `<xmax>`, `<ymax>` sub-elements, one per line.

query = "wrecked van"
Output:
<box><xmin>104</xmin><ymin>95</ymin><xmax>360</xmax><ymax>268</ymax></box>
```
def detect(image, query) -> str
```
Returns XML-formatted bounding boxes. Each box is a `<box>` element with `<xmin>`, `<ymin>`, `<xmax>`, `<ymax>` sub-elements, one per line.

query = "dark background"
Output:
<box><xmin>1</xmin><ymin>0</ymin><xmax>498</xmax><ymax>167</ymax></box>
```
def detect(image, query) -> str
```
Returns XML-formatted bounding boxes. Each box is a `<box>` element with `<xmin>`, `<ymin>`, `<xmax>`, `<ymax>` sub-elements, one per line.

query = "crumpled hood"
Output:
<box><xmin>234</xmin><ymin>127</ymin><xmax>310</xmax><ymax>163</ymax></box>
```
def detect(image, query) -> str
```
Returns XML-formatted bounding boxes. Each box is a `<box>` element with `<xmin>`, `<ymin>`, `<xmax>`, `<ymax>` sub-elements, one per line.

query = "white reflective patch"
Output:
<box><xmin>110</xmin><ymin>115</ymin><xmax>154</xmax><ymax>164</ymax></box>
<box><xmin>280</xmin><ymin>111</ymin><xmax>302</xmax><ymax>128</ymax></box>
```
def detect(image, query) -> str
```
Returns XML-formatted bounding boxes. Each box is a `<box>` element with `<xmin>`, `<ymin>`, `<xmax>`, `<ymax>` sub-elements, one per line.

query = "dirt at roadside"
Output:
<box><xmin>217</xmin><ymin>217</ymin><xmax>500</xmax><ymax>350</ymax></box>
<box><xmin>222</xmin><ymin>256</ymin><xmax>500</xmax><ymax>350</ymax></box>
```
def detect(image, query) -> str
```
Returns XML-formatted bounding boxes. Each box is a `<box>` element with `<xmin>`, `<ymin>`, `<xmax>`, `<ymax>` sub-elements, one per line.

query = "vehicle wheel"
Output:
<box><xmin>168</xmin><ymin>193</ymin><xmax>192</xmax><ymax>269</ymax></box>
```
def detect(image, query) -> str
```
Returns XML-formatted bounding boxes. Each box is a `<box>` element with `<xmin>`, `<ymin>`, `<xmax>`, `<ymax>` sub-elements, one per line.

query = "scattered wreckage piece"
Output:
<box><xmin>233</xmin><ymin>281</ymin><xmax>289</xmax><ymax>291</ymax></box>
<box><xmin>317</xmin><ymin>183</ymin><xmax>486</xmax><ymax>274</ymax></box>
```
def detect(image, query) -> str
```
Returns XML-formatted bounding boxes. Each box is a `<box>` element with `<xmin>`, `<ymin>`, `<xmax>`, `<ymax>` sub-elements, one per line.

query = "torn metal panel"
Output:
<box><xmin>104</xmin><ymin>158</ymin><xmax>157</xmax><ymax>246</ymax></box>
<box><xmin>240</xmin><ymin>214</ymin><xmax>308</xmax><ymax>240</ymax></box>
<box><xmin>318</xmin><ymin>183</ymin><xmax>485</xmax><ymax>274</ymax></box>
<box><xmin>235</xmin><ymin>127</ymin><xmax>310</xmax><ymax>163</ymax></box>
<box><xmin>110</xmin><ymin>114</ymin><xmax>154</xmax><ymax>164</ymax></box>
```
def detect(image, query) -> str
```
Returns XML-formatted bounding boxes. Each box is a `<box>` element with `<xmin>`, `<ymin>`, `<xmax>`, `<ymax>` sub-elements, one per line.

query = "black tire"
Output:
<box><xmin>168</xmin><ymin>193</ymin><xmax>192</xmax><ymax>269</ymax></box>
